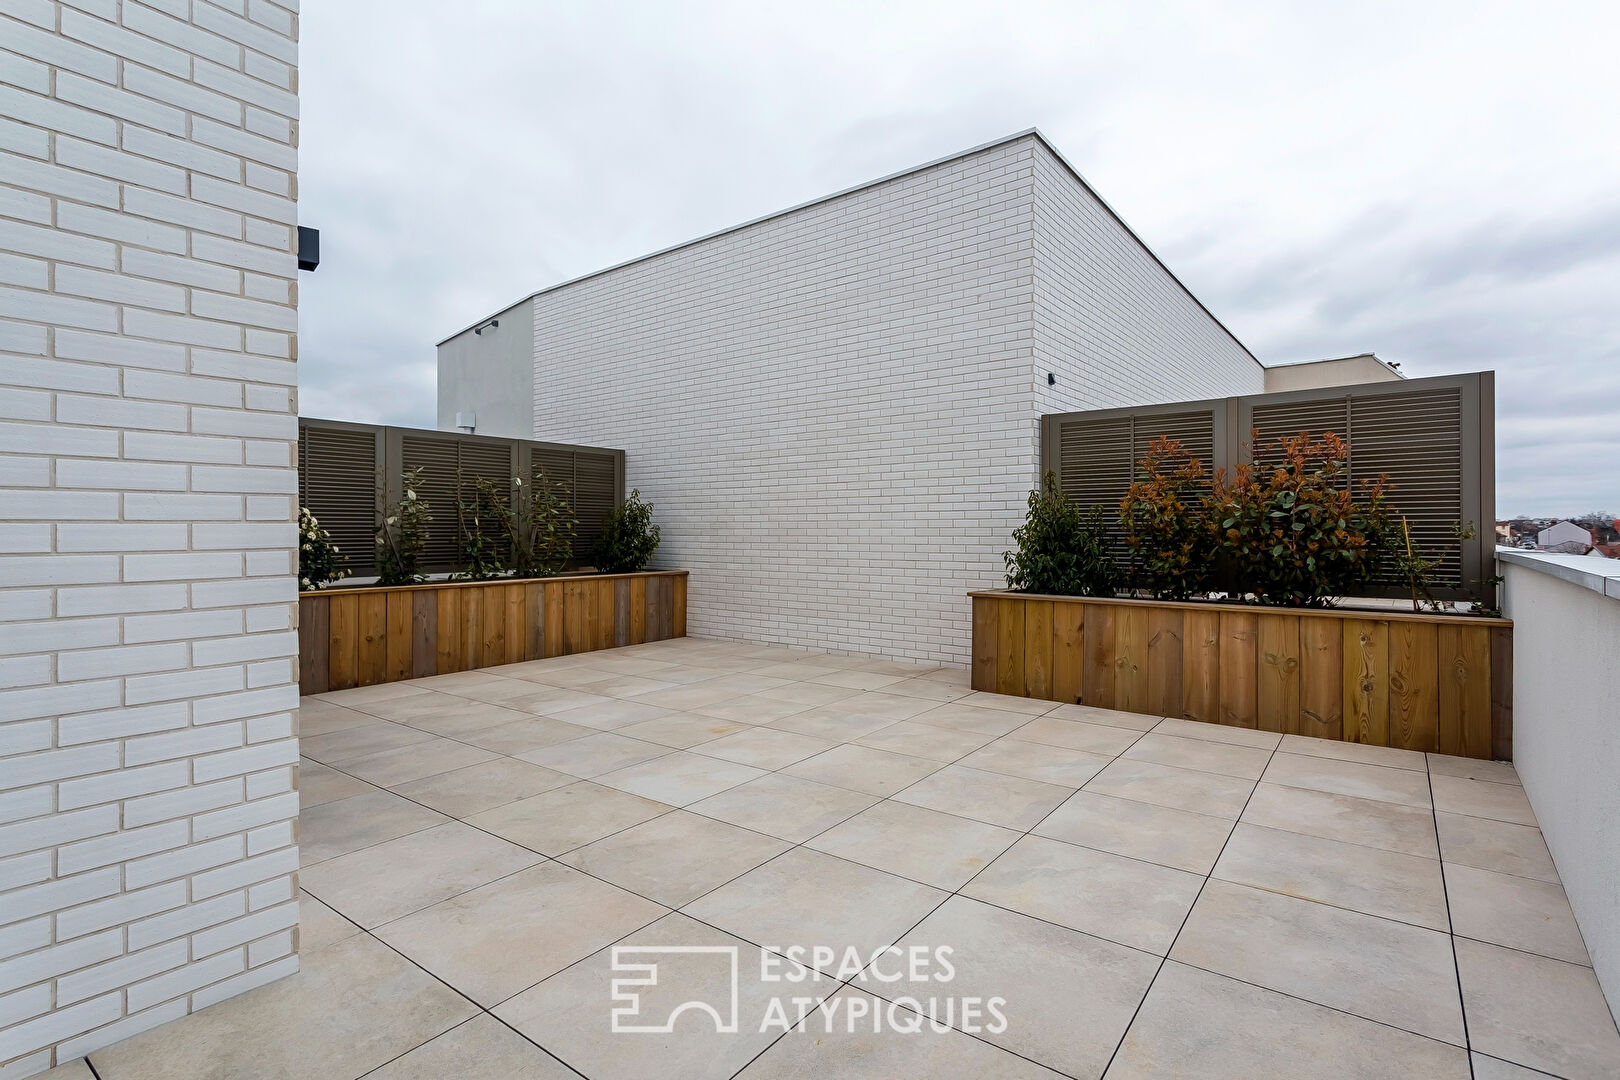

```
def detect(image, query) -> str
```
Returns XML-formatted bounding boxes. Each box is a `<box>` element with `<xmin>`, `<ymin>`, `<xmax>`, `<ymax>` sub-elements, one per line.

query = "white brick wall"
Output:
<box><xmin>0</xmin><ymin>2</ymin><xmax>300</xmax><ymax>1075</ymax></box>
<box><xmin>440</xmin><ymin>132</ymin><xmax>1262</xmax><ymax>665</ymax></box>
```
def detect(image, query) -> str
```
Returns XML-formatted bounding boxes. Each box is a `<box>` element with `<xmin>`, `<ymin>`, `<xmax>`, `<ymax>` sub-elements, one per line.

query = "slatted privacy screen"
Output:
<box><xmin>1041</xmin><ymin>372</ymin><xmax>1495</xmax><ymax>598</ymax></box>
<box><xmin>298</xmin><ymin>418</ymin><xmax>625</xmax><ymax>577</ymax></box>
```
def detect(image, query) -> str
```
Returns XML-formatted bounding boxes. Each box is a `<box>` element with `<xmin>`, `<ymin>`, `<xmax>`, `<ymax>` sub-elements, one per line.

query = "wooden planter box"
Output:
<box><xmin>299</xmin><ymin>571</ymin><xmax>687</xmax><ymax>695</ymax></box>
<box><xmin>970</xmin><ymin>591</ymin><xmax>1512</xmax><ymax>760</ymax></box>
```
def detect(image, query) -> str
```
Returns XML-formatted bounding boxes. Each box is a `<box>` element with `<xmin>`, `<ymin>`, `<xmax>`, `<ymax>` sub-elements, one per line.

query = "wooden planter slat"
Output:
<box><xmin>297</xmin><ymin>571</ymin><xmax>688</xmax><ymax>694</ymax></box>
<box><xmin>970</xmin><ymin>590</ymin><xmax>1512</xmax><ymax>760</ymax></box>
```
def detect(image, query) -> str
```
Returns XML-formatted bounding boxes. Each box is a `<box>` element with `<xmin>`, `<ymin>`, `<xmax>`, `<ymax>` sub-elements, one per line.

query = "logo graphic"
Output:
<box><xmin>609</xmin><ymin>945</ymin><xmax>740</xmax><ymax>1034</ymax></box>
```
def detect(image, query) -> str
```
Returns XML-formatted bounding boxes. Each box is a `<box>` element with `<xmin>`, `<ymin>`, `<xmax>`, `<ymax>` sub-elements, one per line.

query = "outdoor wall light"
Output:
<box><xmin>1047</xmin><ymin>372</ymin><xmax>1056</xmax><ymax>385</ymax></box>
<box><xmin>474</xmin><ymin>318</ymin><xmax>499</xmax><ymax>336</ymax></box>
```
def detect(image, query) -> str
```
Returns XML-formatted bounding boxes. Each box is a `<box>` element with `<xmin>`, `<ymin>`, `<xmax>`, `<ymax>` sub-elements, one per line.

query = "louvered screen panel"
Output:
<box><xmin>573</xmin><ymin>452</ymin><xmax>618</xmax><ymax>549</ymax></box>
<box><xmin>1056</xmin><ymin>410</ymin><xmax>1217</xmax><ymax>553</ymax></box>
<box><xmin>297</xmin><ymin>424</ymin><xmax>377</xmax><ymax>576</ymax></box>
<box><xmin>399</xmin><ymin>435</ymin><xmax>463</xmax><ymax>572</ymax></box>
<box><xmin>1350</xmin><ymin>387</ymin><xmax>1465</xmax><ymax>587</ymax></box>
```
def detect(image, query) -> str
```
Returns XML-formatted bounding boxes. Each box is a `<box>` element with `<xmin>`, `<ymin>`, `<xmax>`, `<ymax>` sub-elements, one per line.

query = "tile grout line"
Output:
<box><xmin>1429</xmin><ymin>761</ymin><xmax>1478</xmax><ymax>1080</ymax></box>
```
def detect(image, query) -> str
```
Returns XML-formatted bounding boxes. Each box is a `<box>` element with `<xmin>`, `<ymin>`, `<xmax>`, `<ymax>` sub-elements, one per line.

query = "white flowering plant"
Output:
<box><xmin>298</xmin><ymin>507</ymin><xmax>348</xmax><ymax>590</ymax></box>
<box><xmin>376</xmin><ymin>467</ymin><xmax>432</xmax><ymax>585</ymax></box>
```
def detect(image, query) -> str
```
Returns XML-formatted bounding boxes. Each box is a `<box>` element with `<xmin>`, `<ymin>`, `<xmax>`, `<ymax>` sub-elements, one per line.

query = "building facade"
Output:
<box><xmin>438</xmin><ymin>132</ymin><xmax>1265</xmax><ymax>663</ymax></box>
<box><xmin>1</xmin><ymin>2</ymin><xmax>302</xmax><ymax>1073</ymax></box>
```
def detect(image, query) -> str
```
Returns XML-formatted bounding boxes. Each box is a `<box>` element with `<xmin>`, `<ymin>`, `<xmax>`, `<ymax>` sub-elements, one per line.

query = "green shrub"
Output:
<box><xmin>297</xmin><ymin>507</ymin><xmax>348</xmax><ymax>590</ymax></box>
<box><xmin>511</xmin><ymin>470</ymin><xmax>577</xmax><ymax>578</ymax></box>
<box><xmin>1209</xmin><ymin>431</ymin><xmax>1391</xmax><ymax>607</ymax></box>
<box><xmin>453</xmin><ymin>473</ymin><xmax>508</xmax><ymax>581</ymax></box>
<box><xmin>1119</xmin><ymin>436</ymin><xmax>1219</xmax><ymax>600</ymax></box>
<box><xmin>375</xmin><ymin>467</ymin><xmax>431</xmax><ymax>585</ymax></box>
<box><xmin>1005</xmin><ymin>472</ymin><xmax>1119</xmax><ymax>596</ymax></box>
<box><xmin>594</xmin><ymin>489</ymin><xmax>661</xmax><ymax>574</ymax></box>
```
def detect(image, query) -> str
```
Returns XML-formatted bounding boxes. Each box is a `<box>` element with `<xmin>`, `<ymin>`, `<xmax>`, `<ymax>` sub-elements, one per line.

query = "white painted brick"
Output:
<box><xmin>243</xmin><ymin>104</ymin><xmax>291</xmax><ymax>142</ymax></box>
<box><xmin>0</xmin><ymin>786</ymin><xmax>52</xmax><ymax>826</ymax></box>
<box><xmin>191</xmin><ymin>576</ymin><xmax>294</xmax><ymax>609</ymax></box>
<box><xmin>3</xmin><ymin>491</ymin><xmax>120</xmax><ymax>521</ymax></box>
<box><xmin>57</xmin><ymin>939</ymin><xmax>189</xmax><ymax>1006</ymax></box>
<box><xmin>0</xmin><ymin>656</ymin><xmax>50</xmax><ymax>691</ymax></box>
<box><xmin>57</xmin><ymin>459</ymin><xmax>190</xmax><ymax>491</ymax></box>
<box><xmin>246</xmin><ymin>928</ymin><xmax>292</xmax><ymax>968</ymax></box>
<box><xmin>0</xmin><ymin>930</ymin><xmax>121</xmax><ymax>998</ymax></box>
<box><xmin>57</xmin><ymin>819</ymin><xmax>190</xmax><ymax>875</ymax></box>
<box><xmin>56</xmin><ymin>881</ymin><xmax>188</xmax><ymax>943</ymax></box>
<box><xmin>243</xmin><ymin>818</ymin><xmax>291</xmax><ymax>856</ymax></box>
<box><xmin>244</xmin><ymin>659</ymin><xmax>292</xmax><ymax>689</ymax></box>
<box><xmin>56</xmin><ymin>263</ymin><xmax>188</xmax><ymax>311</ymax></box>
<box><xmin>124</xmin><ymin>307</ymin><xmax>244</xmax><ymax>350</ymax></box>
<box><xmin>0</xmin><ymin>356</ymin><xmax>120</xmax><ymax>395</ymax></box>
<box><xmin>0</xmin><ymin>420</ymin><xmax>120</xmax><ymax>457</ymax></box>
<box><xmin>0</xmin><ymin>285</ymin><xmax>118</xmax><ymax>332</ymax></box>
<box><xmin>56</xmin><ymin>583</ymin><xmax>187</xmax><ymax>617</ymax></box>
<box><xmin>124</xmin><ymin>492</ymin><xmax>244</xmax><ymax>521</ymax></box>
<box><xmin>122</xmin><ymin>777</ymin><xmax>240</xmax><ymax>829</ymax></box>
<box><xmin>122</xmin><ymin>246</ymin><xmax>241</xmax><ymax>292</ymax></box>
<box><xmin>123</xmin><ymin>665</ymin><xmax>245</xmax><ymax>707</ymax></box>
<box><xmin>122</xmin><ymin>61</ymin><xmax>241</xmax><ymax>124</ymax></box>
<box><xmin>56</xmin><ymin>135</ymin><xmax>189</xmax><ymax>195</ymax></box>
<box><xmin>123</xmin><ymin>431</ymin><xmax>243</xmax><ymax>465</ymax></box>
<box><xmin>57</xmin><ymin>701</ymin><xmax>189</xmax><ymax>746</ymax></box>
<box><xmin>56</xmin><ymin>641</ymin><xmax>188</xmax><ymax>682</ymax></box>
<box><xmin>0</xmin><ymin>850</ymin><xmax>53</xmax><ymax>892</ymax></box>
<box><xmin>125</xmin><ymin>949</ymin><xmax>241</xmax><ymax>1014</ymax></box>
<box><xmin>123</xmin><ymin>187</ymin><xmax>243</xmax><ymax>240</ymax></box>
<box><xmin>191</xmin><ymin>286</ymin><xmax>299</xmax><ymax>331</ymax></box>
<box><xmin>192</xmin><ymin>737</ymin><xmax>296</xmax><ymax>783</ymax></box>
<box><xmin>192</xmin><ymin>953</ymin><xmax>294</xmax><ymax>1010</ymax></box>
<box><xmin>245</xmin><ymin>494</ymin><xmax>292</xmax><ymax>520</ymax></box>
<box><xmin>193</xmin><ymin>790</ymin><xmax>295</xmax><ymax>841</ymax></box>
<box><xmin>243</xmin><ymin>439</ymin><xmax>291</xmax><ymax>467</ymax></box>
<box><xmin>0</xmin><ymin>47</ymin><xmax>52</xmax><ymax>94</ymax></box>
<box><xmin>58</xmin><ymin>70</ymin><xmax>186</xmax><ymax>135</ymax></box>
<box><xmin>0</xmin><ymin>992</ymin><xmax>120</xmax><ymax>1065</ymax></box>
<box><xmin>55</xmin><ymin>328</ymin><xmax>187</xmax><ymax>372</ymax></box>
<box><xmin>0</xmin><ymin>85</ymin><xmax>118</xmax><ymax>146</ymax></box>
<box><xmin>0</xmin><ymin>555</ymin><xmax>119</xmax><ymax>587</ymax></box>
<box><xmin>243</xmin><ymin>765</ymin><xmax>291</xmax><ymax>801</ymax></box>
<box><xmin>123</xmin><ymin>124</ymin><xmax>240</xmax><ymax>181</ymax></box>
<box><xmin>2</xmin><ymin>150</ymin><xmax>121</xmax><ymax>209</ymax></box>
<box><xmin>190</xmin><ymin>635</ymin><xmax>295</xmax><ymax>671</ymax></box>
<box><xmin>126</xmin><ymin>890</ymin><xmax>244</xmax><ymax>953</ymax></box>
<box><xmin>0</xmin><ymin>592</ymin><xmax>51</xmax><ymax>623</ymax></box>
<box><xmin>53</xmin><ymin>996</ymin><xmax>188</xmax><ymax>1064</ymax></box>
<box><xmin>0</xmin><ymin>0</ymin><xmax>56</xmax><ymax>29</ymax></box>
<box><xmin>189</xmin><ymin>845</ymin><xmax>295</xmax><ymax>900</ymax></box>
<box><xmin>0</xmin><ymin>618</ymin><xmax>119</xmax><ymax>656</ymax></box>
<box><xmin>56</xmin><ymin>523</ymin><xmax>189</xmax><ymax>552</ymax></box>
<box><xmin>0</xmin><ymin>918</ymin><xmax>50</xmax><ymax>963</ymax></box>
<box><xmin>192</xmin><ymin>522</ymin><xmax>293</xmax><ymax>550</ymax></box>
<box><xmin>0</xmin><ymin>388</ymin><xmax>51</xmax><ymax>422</ymax></box>
<box><xmin>245</xmin><ymin>872</ymin><xmax>292</xmax><ymax>911</ymax></box>
<box><xmin>194</xmin><ymin>57</ymin><xmax>296</xmax><ymax>119</ymax></box>
<box><xmin>0</xmin><ymin>455</ymin><xmax>50</xmax><ymax>487</ymax></box>
<box><xmin>122</xmin><ymin>834</ymin><xmax>242</xmax><ymax>891</ymax></box>
<box><xmin>0</xmin><ymin>806</ymin><xmax>118</xmax><ymax>860</ymax></box>
<box><xmin>0</xmin><ymin>717</ymin><xmax>52</xmax><ymax>754</ymax></box>
<box><xmin>0</xmin><ymin>251</ymin><xmax>47</xmax><ymax>289</ymax></box>
<box><xmin>123</xmin><ymin>608</ymin><xmax>243</xmax><ymax>645</ymax></box>
<box><xmin>244</xmin><ymin>550</ymin><xmax>292</xmax><ymax>578</ymax></box>
<box><xmin>123</xmin><ymin>551</ymin><xmax>243</xmax><ymax>582</ymax></box>
<box><xmin>123</xmin><ymin>720</ymin><xmax>243</xmax><ymax>767</ymax></box>
<box><xmin>0</xmin><ymin>868</ymin><xmax>120</xmax><ymax>924</ymax></box>
<box><xmin>0</xmin><ymin>524</ymin><xmax>49</xmax><ymax>553</ymax></box>
<box><xmin>60</xmin><ymin>763</ymin><xmax>191</xmax><ymax>813</ymax></box>
<box><xmin>60</xmin><ymin>9</ymin><xmax>190</xmax><ymax>77</ymax></box>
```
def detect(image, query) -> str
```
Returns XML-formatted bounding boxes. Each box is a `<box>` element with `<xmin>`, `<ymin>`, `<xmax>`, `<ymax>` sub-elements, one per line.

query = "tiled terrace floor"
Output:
<box><xmin>61</xmin><ymin>638</ymin><xmax>1620</xmax><ymax>1079</ymax></box>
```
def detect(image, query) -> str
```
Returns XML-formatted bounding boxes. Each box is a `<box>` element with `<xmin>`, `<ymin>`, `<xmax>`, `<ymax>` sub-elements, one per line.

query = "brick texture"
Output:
<box><xmin>0</xmin><ymin>2</ymin><xmax>300</xmax><ymax>1074</ymax></box>
<box><xmin>449</xmin><ymin>134</ymin><xmax>1263</xmax><ymax>664</ymax></box>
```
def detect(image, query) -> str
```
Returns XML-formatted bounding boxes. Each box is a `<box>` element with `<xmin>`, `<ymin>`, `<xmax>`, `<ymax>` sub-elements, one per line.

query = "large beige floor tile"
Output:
<box><xmin>558</xmin><ymin>810</ymin><xmax>789</xmax><ymax>906</ymax></box>
<box><xmin>1104</xmin><ymin>961</ymin><xmax>1470</xmax><ymax>1079</ymax></box>
<box><xmin>1170</xmin><ymin>879</ymin><xmax>1464</xmax><ymax>1045</ymax></box>
<box><xmin>1013</xmin><ymin>715</ymin><xmax>1145</xmax><ymax>755</ymax></box>
<box><xmin>33</xmin><ymin>1059</ymin><xmax>94</xmax><ymax>1079</ymax></box>
<box><xmin>1123</xmin><ymin>732</ymin><xmax>1272</xmax><ymax>780</ymax></box>
<box><xmin>687</xmin><ymin>773</ymin><xmax>877</xmax><ymax>843</ymax></box>
<box><xmin>1262</xmin><ymin>752</ymin><xmax>1432</xmax><ymax>808</ymax></box>
<box><xmin>1468</xmin><ymin>1052</ymin><xmax>1560</xmax><ymax>1079</ymax></box>
<box><xmin>298</xmin><ymin>758</ymin><xmax>376</xmax><ymax>808</ymax></box>
<box><xmin>1213</xmin><ymin>822</ymin><xmax>1449</xmax><ymax>930</ymax></box>
<box><xmin>361</xmin><ymin>695</ymin><xmax>533</xmax><ymax>738</ymax></box>
<box><xmin>316</xmin><ymin>682</ymin><xmax>433</xmax><ymax>707</ymax></box>
<box><xmin>683</xmin><ymin>848</ymin><xmax>945</xmax><ymax>976</ymax></box>
<box><xmin>957</xmin><ymin>737</ymin><xmax>1111</xmax><ymax>786</ymax></box>
<box><xmin>1084</xmin><ymin>757</ymin><xmax>1255</xmax><ymax>818</ymax></box>
<box><xmin>877</xmin><ymin>676</ymin><xmax>972</xmax><ymax>703</ymax></box>
<box><xmin>90</xmin><ymin>934</ymin><xmax>476</xmax><ymax>1080</ymax></box>
<box><xmin>467</xmin><ymin>781</ymin><xmax>672</xmax><ymax>855</ymax></box>
<box><xmin>1427</xmin><ymin>754</ymin><xmax>1520</xmax><ymax>785</ymax></box>
<box><xmin>363</xmin><ymin>1015</ymin><xmax>575</xmax><ymax>1080</ymax></box>
<box><xmin>525</xmin><ymin>694</ymin><xmax>666</xmax><ymax>729</ymax></box>
<box><xmin>1456</xmin><ymin>938</ymin><xmax>1620</xmax><ymax>1080</ymax></box>
<box><xmin>691</xmin><ymin>726</ymin><xmax>835</xmax><ymax>769</ymax></box>
<box><xmin>806</xmin><ymin>800</ymin><xmax>1020</xmax><ymax>890</ymax></box>
<box><xmin>515</xmin><ymin>731</ymin><xmax>671</xmax><ymax>778</ymax></box>
<box><xmin>752</xmin><ymin>681</ymin><xmax>861</xmax><ymax>707</ymax></box>
<box><xmin>297</xmin><ymin>699</ymin><xmax>381</xmax><ymax>736</ymax></box>
<box><xmin>963</xmin><ymin>835</ymin><xmax>1203</xmax><ymax>955</ymax></box>
<box><xmin>594</xmin><ymin>751</ymin><xmax>765</xmax><ymax>806</ymax></box>
<box><xmin>1241</xmin><ymin>781</ymin><xmax>1439</xmax><ymax>858</ymax></box>
<box><xmin>389</xmin><ymin>757</ymin><xmax>572</xmax><ymax>818</ymax></box>
<box><xmin>299</xmin><ymin>789</ymin><xmax>448</xmax><ymax>866</ymax></box>
<box><xmin>853</xmin><ymin>720</ymin><xmax>996</xmax><ymax>762</ymax></box>
<box><xmin>783</xmin><ymin>744</ymin><xmax>942</xmax><ymax>797</ymax></box>
<box><xmin>687</xmin><ymin>693</ymin><xmax>816</xmax><ymax>725</ymax></box>
<box><xmin>374</xmin><ymin>862</ymin><xmax>666</xmax><ymax>1007</ymax></box>
<box><xmin>883</xmin><ymin>896</ymin><xmax>1158</xmax><ymax>1078</ymax></box>
<box><xmin>908</xmin><ymin>701</ymin><xmax>1032</xmax><ymax>736</ymax></box>
<box><xmin>614</xmin><ymin>713</ymin><xmax>747</xmax><ymax>749</ymax></box>
<box><xmin>766</xmin><ymin>706</ymin><xmax>905</xmax><ymax>742</ymax></box>
<box><xmin>1150</xmin><ymin>716</ymin><xmax>1281</xmax><ymax>748</ymax></box>
<box><xmin>893</xmin><ymin>764</ymin><xmax>1072</xmax><ymax>829</ymax></box>
<box><xmin>1444</xmin><ymin>862</ymin><xmax>1590</xmax><ymax>965</ymax></box>
<box><xmin>460</xmin><ymin>716</ymin><xmax>596</xmax><ymax>756</ymax></box>
<box><xmin>1279</xmin><ymin>733</ymin><xmax>1427</xmax><ymax>771</ymax></box>
<box><xmin>1436</xmin><ymin>812</ymin><xmax>1559</xmax><ymax>882</ymax></box>
<box><xmin>1033</xmin><ymin>791</ymin><xmax>1234</xmax><ymax>874</ymax></box>
<box><xmin>338</xmin><ymin>738</ymin><xmax>498</xmax><ymax>788</ymax></box>
<box><xmin>630</xmin><ymin>680</ymin><xmax>752</xmax><ymax>711</ymax></box>
<box><xmin>951</xmin><ymin>691</ymin><xmax>1057</xmax><ymax>716</ymax></box>
<box><xmin>1049</xmin><ymin>702</ymin><xmax>1159</xmax><ymax>730</ymax></box>
<box><xmin>301</xmin><ymin>721</ymin><xmax>437</xmax><ymax>765</ymax></box>
<box><xmin>300</xmin><ymin>822</ymin><xmax>542</xmax><ymax>928</ymax></box>
<box><xmin>735</xmin><ymin>987</ymin><xmax>1067</xmax><ymax>1079</ymax></box>
<box><xmin>299</xmin><ymin>891</ymin><xmax>362</xmax><ymax>953</ymax></box>
<box><xmin>496</xmin><ymin>913</ymin><xmax>834</xmax><ymax>1080</ymax></box>
<box><xmin>1430</xmin><ymin>774</ymin><xmax>1537</xmax><ymax>825</ymax></box>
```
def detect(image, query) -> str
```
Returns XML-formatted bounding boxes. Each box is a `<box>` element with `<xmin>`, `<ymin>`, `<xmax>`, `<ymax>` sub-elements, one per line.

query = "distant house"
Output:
<box><xmin>1538</xmin><ymin>520</ymin><xmax>1595</xmax><ymax>555</ymax></box>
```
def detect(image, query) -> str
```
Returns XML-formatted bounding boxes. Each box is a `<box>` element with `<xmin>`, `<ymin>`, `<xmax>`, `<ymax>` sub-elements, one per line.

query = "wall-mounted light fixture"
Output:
<box><xmin>474</xmin><ymin>318</ymin><xmax>499</xmax><ymax>336</ymax></box>
<box><xmin>1047</xmin><ymin>372</ymin><xmax>1056</xmax><ymax>386</ymax></box>
<box><xmin>297</xmin><ymin>226</ymin><xmax>319</xmax><ymax>272</ymax></box>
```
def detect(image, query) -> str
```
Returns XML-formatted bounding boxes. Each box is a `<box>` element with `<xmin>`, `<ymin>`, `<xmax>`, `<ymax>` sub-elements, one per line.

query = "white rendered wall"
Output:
<box><xmin>1</xmin><ymin>2</ymin><xmax>301</xmax><ymax>1074</ymax></box>
<box><xmin>435</xmin><ymin>296</ymin><xmax>532</xmax><ymax>439</ymax></box>
<box><xmin>1500</xmin><ymin>553</ymin><xmax>1620</xmax><ymax>1010</ymax></box>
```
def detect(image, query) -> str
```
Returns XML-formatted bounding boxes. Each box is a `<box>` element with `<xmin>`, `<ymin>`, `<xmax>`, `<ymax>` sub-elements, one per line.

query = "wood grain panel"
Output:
<box><xmin>327</xmin><ymin>592</ymin><xmax>358</xmax><ymax>691</ymax></box>
<box><xmin>436</xmin><ymin>586</ymin><xmax>460</xmax><ymax>673</ymax></box>
<box><xmin>1082</xmin><ymin>604</ymin><xmax>1115</xmax><ymax>710</ymax></box>
<box><xmin>614</xmin><ymin>579</ymin><xmax>631</xmax><ymax>648</ymax></box>
<box><xmin>1051</xmin><ymin>602</ymin><xmax>1085</xmax><ymax>705</ymax></box>
<box><xmin>630</xmin><ymin>577</ymin><xmax>647</xmax><ymax>645</ymax></box>
<box><xmin>411</xmin><ymin>590</ymin><xmax>436</xmax><ymax>678</ymax></box>
<box><xmin>1256</xmin><ymin>614</ymin><xmax>1299</xmax><ymax>734</ymax></box>
<box><xmin>299</xmin><ymin>595</ymin><xmax>329</xmax><ymax>695</ymax></box>
<box><xmin>599</xmin><ymin>578</ymin><xmax>618</xmax><ymax>650</ymax></box>
<box><xmin>543</xmin><ymin>581</ymin><xmax>564</xmax><ymax>658</ymax></box>
<box><xmin>1389</xmin><ymin>620</ymin><xmax>1439</xmax><ymax>752</ymax></box>
<box><xmin>1438</xmin><ymin>624</ymin><xmax>1491</xmax><ymax>759</ymax></box>
<box><xmin>385</xmin><ymin>590</ymin><xmax>412</xmax><ymax>683</ymax></box>
<box><xmin>1181</xmin><ymin>609</ymin><xmax>1220</xmax><ymax>724</ymax></box>
<box><xmin>1491</xmin><ymin>626</ymin><xmax>1513</xmax><ymax>762</ymax></box>
<box><xmin>1343</xmin><ymin>619</ymin><xmax>1389</xmax><ymax>745</ymax></box>
<box><xmin>1218</xmin><ymin>612</ymin><xmax>1258</xmax><ymax>728</ymax></box>
<box><xmin>1146</xmin><ymin>607</ymin><xmax>1183</xmax><ymax>718</ymax></box>
<box><xmin>525</xmin><ymin>582</ymin><xmax>543</xmax><ymax>661</ymax></box>
<box><xmin>971</xmin><ymin>597</ymin><xmax>999</xmax><ymax>693</ymax></box>
<box><xmin>672</xmin><ymin>574</ymin><xmax>686</xmax><ymax>638</ymax></box>
<box><xmin>1114</xmin><ymin>606</ymin><xmax>1149</xmax><ymax>714</ymax></box>
<box><xmin>355</xmin><ymin>591</ymin><xmax>387</xmax><ymax>687</ymax></box>
<box><xmin>564</xmin><ymin>579</ymin><xmax>587</xmax><ymax>654</ymax></box>
<box><xmin>461</xmin><ymin>586</ymin><xmax>483</xmax><ymax>671</ymax></box>
<box><xmin>505</xmin><ymin>585</ymin><xmax>524</xmax><ymax>666</ymax></box>
<box><xmin>995</xmin><ymin>597</ymin><xmax>1025</xmax><ymax>696</ymax></box>
<box><xmin>1023</xmin><ymin>600</ymin><xmax>1054</xmax><ymax>700</ymax></box>
<box><xmin>1298</xmin><ymin>616</ymin><xmax>1342</xmax><ymax>739</ymax></box>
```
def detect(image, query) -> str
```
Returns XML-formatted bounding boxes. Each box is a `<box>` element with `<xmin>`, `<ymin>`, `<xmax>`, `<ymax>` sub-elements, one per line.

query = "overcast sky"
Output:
<box><xmin>296</xmin><ymin>1</ymin><xmax>1619</xmax><ymax>518</ymax></box>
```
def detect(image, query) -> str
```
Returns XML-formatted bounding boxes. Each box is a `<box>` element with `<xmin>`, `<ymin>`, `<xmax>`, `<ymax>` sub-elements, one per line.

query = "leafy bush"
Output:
<box><xmin>1209</xmin><ymin>431</ymin><xmax>1390</xmax><ymax>607</ymax></box>
<box><xmin>511</xmin><ymin>470</ymin><xmax>577</xmax><ymax>578</ymax></box>
<box><xmin>297</xmin><ymin>507</ymin><xmax>348</xmax><ymax>590</ymax></box>
<box><xmin>594</xmin><ymin>489</ymin><xmax>661</xmax><ymax>574</ymax></box>
<box><xmin>453</xmin><ymin>473</ymin><xmax>508</xmax><ymax>581</ymax></box>
<box><xmin>1119</xmin><ymin>436</ymin><xmax>1219</xmax><ymax>600</ymax></box>
<box><xmin>1005</xmin><ymin>472</ymin><xmax>1119</xmax><ymax>596</ymax></box>
<box><xmin>375</xmin><ymin>467</ymin><xmax>431</xmax><ymax>586</ymax></box>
